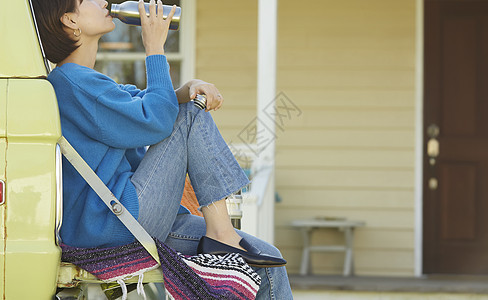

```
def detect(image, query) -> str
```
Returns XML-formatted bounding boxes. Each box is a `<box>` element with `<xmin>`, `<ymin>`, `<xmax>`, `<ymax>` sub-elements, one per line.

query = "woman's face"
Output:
<box><xmin>75</xmin><ymin>0</ymin><xmax>115</xmax><ymax>38</ymax></box>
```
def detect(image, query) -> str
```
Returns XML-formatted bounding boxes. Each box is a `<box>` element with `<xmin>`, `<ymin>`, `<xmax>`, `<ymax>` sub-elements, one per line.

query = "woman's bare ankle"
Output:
<box><xmin>206</xmin><ymin>230</ymin><xmax>245</xmax><ymax>251</ymax></box>
<box><xmin>201</xmin><ymin>199</ymin><xmax>245</xmax><ymax>250</ymax></box>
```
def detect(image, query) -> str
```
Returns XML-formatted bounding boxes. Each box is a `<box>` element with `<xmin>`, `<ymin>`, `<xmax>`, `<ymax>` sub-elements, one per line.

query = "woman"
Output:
<box><xmin>32</xmin><ymin>0</ymin><xmax>292</xmax><ymax>298</ymax></box>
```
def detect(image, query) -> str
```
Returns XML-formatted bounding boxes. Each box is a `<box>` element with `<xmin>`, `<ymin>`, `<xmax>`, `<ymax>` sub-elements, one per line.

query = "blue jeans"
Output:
<box><xmin>131</xmin><ymin>102</ymin><xmax>293</xmax><ymax>300</ymax></box>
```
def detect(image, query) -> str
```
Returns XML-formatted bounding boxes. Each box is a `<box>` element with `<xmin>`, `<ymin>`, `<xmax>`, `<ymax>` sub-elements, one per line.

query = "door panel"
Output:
<box><xmin>424</xmin><ymin>0</ymin><xmax>488</xmax><ymax>274</ymax></box>
<box><xmin>0</xmin><ymin>80</ymin><xmax>5</xmax><ymax>298</ymax></box>
<box><xmin>0</xmin><ymin>138</ymin><xmax>5</xmax><ymax>298</ymax></box>
<box><xmin>0</xmin><ymin>80</ymin><xmax>6</xmax><ymax>137</ymax></box>
<box><xmin>441</xmin><ymin>18</ymin><xmax>477</xmax><ymax>136</ymax></box>
<box><xmin>439</xmin><ymin>163</ymin><xmax>476</xmax><ymax>240</ymax></box>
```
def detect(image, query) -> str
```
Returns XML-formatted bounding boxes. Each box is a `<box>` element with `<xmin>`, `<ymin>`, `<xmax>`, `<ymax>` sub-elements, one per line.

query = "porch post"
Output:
<box><xmin>255</xmin><ymin>0</ymin><xmax>278</xmax><ymax>243</ymax></box>
<box><xmin>180</xmin><ymin>0</ymin><xmax>196</xmax><ymax>83</ymax></box>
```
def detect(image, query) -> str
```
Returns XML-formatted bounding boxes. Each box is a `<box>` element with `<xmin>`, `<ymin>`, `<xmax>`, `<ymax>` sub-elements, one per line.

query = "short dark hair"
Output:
<box><xmin>31</xmin><ymin>0</ymin><xmax>81</xmax><ymax>64</ymax></box>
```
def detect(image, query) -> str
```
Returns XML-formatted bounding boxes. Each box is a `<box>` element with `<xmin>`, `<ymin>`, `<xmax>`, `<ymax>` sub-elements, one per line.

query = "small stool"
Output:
<box><xmin>291</xmin><ymin>218</ymin><xmax>365</xmax><ymax>276</ymax></box>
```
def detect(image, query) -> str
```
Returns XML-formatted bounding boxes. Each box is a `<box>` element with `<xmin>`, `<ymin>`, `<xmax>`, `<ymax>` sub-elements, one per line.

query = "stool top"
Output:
<box><xmin>291</xmin><ymin>218</ymin><xmax>365</xmax><ymax>228</ymax></box>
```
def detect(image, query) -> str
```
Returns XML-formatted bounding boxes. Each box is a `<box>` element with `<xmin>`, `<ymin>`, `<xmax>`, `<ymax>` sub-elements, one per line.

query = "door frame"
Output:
<box><xmin>414</xmin><ymin>0</ymin><xmax>424</xmax><ymax>277</ymax></box>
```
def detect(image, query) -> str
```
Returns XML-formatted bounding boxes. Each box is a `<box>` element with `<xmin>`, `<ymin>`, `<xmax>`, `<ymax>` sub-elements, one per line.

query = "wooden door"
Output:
<box><xmin>424</xmin><ymin>0</ymin><xmax>488</xmax><ymax>274</ymax></box>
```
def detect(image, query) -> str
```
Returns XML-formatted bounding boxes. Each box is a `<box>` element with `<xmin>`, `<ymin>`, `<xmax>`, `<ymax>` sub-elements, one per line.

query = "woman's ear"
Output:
<box><xmin>60</xmin><ymin>13</ymin><xmax>79</xmax><ymax>30</ymax></box>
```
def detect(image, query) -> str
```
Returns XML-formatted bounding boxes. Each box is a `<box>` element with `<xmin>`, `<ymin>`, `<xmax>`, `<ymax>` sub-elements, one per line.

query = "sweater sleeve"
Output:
<box><xmin>53</xmin><ymin>56</ymin><xmax>178</xmax><ymax>148</ymax></box>
<box><xmin>116</xmin><ymin>54</ymin><xmax>176</xmax><ymax>105</ymax></box>
<box><xmin>96</xmin><ymin>55</ymin><xmax>178</xmax><ymax>148</ymax></box>
<box><xmin>94</xmin><ymin>56</ymin><xmax>179</xmax><ymax>148</ymax></box>
<box><xmin>96</xmin><ymin>86</ymin><xmax>178</xmax><ymax>148</ymax></box>
<box><xmin>118</xmin><ymin>84</ymin><xmax>146</xmax><ymax>98</ymax></box>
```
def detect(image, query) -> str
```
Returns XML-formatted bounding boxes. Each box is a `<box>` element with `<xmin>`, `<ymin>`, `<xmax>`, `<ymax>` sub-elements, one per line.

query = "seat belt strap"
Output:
<box><xmin>58</xmin><ymin>136</ymin><xmax>161</xmax><ymax>265</ymax></box>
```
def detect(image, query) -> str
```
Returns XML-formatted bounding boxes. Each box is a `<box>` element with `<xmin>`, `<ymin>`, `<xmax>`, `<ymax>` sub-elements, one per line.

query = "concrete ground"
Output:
<box><xmin>292</xmin><ymin>290</ymin><xmax>488</xmax><ymax>300</ymax></box>
<box><xmin>290</xmin><ymin>274</ymin><xmax>488</xmax><ymax>300</ymax></box>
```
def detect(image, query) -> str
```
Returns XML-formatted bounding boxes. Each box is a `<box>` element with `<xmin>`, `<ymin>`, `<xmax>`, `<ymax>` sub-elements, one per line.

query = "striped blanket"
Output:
<box><xmin>61</xmin><ymin>239</ymin><xmax>261</xmax><ymax>300</ymax></box>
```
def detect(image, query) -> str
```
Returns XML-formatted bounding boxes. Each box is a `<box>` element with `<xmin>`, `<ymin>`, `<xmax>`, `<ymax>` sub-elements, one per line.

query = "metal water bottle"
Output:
<box><xmin>110</xmin><ymin>1</ymin><xmax>181</xmax><ymax>30</ymax></box>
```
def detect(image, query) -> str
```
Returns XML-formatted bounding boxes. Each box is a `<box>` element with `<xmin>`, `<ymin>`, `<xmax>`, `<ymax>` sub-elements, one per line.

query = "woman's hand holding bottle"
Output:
<box><xmin>138</xmin><ymin>0</ymin><xmax>176</xmax><ymax>56</ymax></box>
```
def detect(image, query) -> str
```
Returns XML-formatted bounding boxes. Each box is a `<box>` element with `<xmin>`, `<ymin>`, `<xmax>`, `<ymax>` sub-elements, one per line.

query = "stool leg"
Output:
<box><xmin>343</xmin><ymin>227</ymin><xmax>354</xmax><ymax>276</ymax></box>
<box><xmin>299</xmin><ymin>228</ymin><xmax>312</xmax><ymax>276</ymax></box>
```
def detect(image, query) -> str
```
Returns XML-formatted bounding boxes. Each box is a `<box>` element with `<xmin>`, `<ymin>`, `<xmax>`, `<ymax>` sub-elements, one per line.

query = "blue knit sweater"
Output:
<box><xmin>48</xmin><ymin>55</ymin><xmax>180</xmax><ymax>248</ymax></box>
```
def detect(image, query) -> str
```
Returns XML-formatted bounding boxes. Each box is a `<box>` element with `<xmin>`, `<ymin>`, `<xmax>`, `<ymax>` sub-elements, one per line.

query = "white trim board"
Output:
<box><xmin>180</xmin><ymin>0</ymin><xmax>196</xmax><ymax>83</ymax></box>
<box><xmin>414</xmin><ymin>0</ymin><xmax>424</xmax><ymax>278</ymax></box>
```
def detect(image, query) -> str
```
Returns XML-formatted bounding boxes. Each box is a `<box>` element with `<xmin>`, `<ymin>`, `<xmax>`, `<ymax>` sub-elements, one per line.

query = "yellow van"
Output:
<box><xmin>0</xmin><ymin>0</ymin><xmax>63</xmax><ymax>298</ymax></box>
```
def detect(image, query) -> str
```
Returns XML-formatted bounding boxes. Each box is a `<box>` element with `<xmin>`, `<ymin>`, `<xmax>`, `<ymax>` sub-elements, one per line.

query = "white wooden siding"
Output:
<box><xmin>196</xmin><ymin>0</ymin><xmax>417</xmax><ymax>276</ymax></box>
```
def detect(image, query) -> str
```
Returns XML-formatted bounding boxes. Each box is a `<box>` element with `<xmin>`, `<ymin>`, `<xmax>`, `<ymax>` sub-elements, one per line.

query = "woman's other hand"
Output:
<box><xmin>189</xmin><ymin>80</ymin><xmax>224</xmax><ymax>112</ymax></box>
<box><xmin>139</xmin><ymin>0</ymin><xmax>176</xmax><ymax>56</ymax></box>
